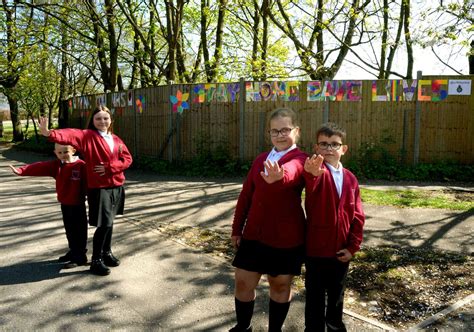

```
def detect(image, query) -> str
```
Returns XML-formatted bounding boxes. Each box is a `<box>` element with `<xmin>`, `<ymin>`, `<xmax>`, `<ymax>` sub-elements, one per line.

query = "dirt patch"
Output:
<box><xmin>447</xmin><ymin>190</ymin><xmax>474</xmax><ymax>202</ymax></box>
<box><xmin>345</xmin><ymin>246</ymin><xmax>473</xmax><ymax>330</ymax></box>
<box><xmin>151</xmin><ymin>223</ymin><xmax>473</xmax><ymax>330</ymax></box>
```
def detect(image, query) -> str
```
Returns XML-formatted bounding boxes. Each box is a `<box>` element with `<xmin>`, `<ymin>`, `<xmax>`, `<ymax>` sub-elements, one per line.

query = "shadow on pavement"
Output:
<box><xmin>0</xmin><ymin>260</ymin><xmax>89</xmax><ymax>285</ymax></box>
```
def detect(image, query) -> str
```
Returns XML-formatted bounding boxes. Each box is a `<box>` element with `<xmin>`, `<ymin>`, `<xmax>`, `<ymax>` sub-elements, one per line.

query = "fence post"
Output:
<box><xmin>239</xmin><ymin>77</ymin><xmax>245</xmax><ymax>162</ymax></box>
<box><xmin>133</xmin><ymin>90</ymin><xmax>138</xmax><ymax>158</ymax></box>
<box><xmin>413</xmin><ymin>70</ymin><xmax>422</xmax><ymax>165</ymax></box>
<box><xmin>323</xmin><ymin>97</ymin><xmax>329</xmax><ymax>123</ymax></box>
<box><xmin>168</xmin><ymin>82</ymin><xmax>173</xmax><ymax>163</ymax></box>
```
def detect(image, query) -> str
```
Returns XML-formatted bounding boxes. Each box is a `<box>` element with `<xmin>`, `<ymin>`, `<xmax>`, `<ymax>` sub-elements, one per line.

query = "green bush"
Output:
<box><xmin>346</xmin><ymin>141</ymin><xmax>474</xmax><ymax>182</ymax></box>
<box><xmin>13</xmin><ymin>135</ymin><xmax>55</xmax><ymax>155</ymax></box>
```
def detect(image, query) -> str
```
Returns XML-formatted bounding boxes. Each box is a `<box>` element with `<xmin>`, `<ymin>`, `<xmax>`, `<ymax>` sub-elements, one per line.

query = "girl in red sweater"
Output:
<box><xmin>10</xmin><ymin>144</ymin><xmax>88</xmax><ymax>268</ymax></box>
<box><xmin>230</xmin><ymin>108</ymin><xmax>307</xmax><ymax>332</ymax></box>
<box><xmin>39</xmin><ymin>106</ymin><xmax>133</xmax><ymax>276</ymax></box>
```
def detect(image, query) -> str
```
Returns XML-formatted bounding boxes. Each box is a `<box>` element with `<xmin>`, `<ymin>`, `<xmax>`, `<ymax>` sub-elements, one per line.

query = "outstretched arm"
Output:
<box><xmin>304</xmin><ymin>154</ymin><xmax>325</xmax><ymax>177</ymax></box>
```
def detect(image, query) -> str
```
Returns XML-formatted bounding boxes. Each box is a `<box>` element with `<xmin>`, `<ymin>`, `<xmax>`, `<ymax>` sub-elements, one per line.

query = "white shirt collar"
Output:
<box><xmin>325</xmin><ymin>161</ymin><xmax>344</xmax><ymax>198</ymax></box>
<box><xmin>325</xmin><ymin>161</ymin><xmax>343</xmax><ymax>173</ymax></box>
<box><xmin>98</xmin><ymin>130</ymin><xmax>114</xmax><ymax>152</ymax></box>
<box><xmin>98</xmin><ymin>130</ymin><xmax>111</xmax><ymax>138</ymax></box>
<box><xmin>267</xmin><ymin>144</ymin><xmax>297</xmax><ymax>163</ymax></box>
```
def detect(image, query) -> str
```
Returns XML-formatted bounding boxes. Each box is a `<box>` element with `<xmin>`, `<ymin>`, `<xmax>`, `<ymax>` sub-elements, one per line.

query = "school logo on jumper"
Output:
<box><xmin>71</xmin><ymin>170</ymin><xmax>81</xmax><ymax>181</ymax></box>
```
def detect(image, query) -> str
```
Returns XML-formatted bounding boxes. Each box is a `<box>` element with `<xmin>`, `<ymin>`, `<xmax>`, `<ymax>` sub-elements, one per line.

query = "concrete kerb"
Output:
<box><xmin>406</xmin><ymin>293</ymin><xmax>474</xmax><ymax>331</ymax></box>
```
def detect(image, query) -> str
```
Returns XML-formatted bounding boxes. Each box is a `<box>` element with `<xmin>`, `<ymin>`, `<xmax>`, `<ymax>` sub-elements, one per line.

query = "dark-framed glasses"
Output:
<box><xmin>269</xmin><ymin>127</ymin><xmax>295</xmax><ymax>137</ymax></box>
<box><xmin>317</xmin><ymin>142</ymin><xmax>343</xmax><ymax>150</ymax></box>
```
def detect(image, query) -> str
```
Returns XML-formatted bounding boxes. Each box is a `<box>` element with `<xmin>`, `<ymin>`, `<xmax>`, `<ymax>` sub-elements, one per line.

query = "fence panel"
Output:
<box><xmin>68</xmin><ymin>75</ymin><xmax>474</xmax><ymax>165</ymax></box>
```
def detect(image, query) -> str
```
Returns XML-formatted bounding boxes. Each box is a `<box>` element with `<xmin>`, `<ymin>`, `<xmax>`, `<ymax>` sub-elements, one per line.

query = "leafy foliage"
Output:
<box><xmin>133</xmin><ymin>133</ymin><xmax>251</xmax><ymax>178</ymax></box>
<box><xmin>346</xmin><ymin>141</ymin><xmax>474</xmax><ymax>182</ymax></box>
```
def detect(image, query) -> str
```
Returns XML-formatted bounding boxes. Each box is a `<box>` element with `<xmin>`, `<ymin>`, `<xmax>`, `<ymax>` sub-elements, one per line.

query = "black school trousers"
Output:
<box><xmin>304</xmin><ymin>256</ymin><xmax>349</xmax><ymax>332</ymax></box>
<box><xmin>60</xmin><ymin>203</ymin><xmax>88</xmax><ymax>259</ymax></box>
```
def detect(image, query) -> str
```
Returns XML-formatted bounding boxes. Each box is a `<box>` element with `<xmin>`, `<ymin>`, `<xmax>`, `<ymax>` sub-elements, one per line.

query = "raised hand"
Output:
<box><xmin>304</xmin><ymin>154</ymin><xmax>325</xmax><ymax>177</ymax></box>
<box><xmin>260</xmin><ymin>160</ymin><xmax>284</xmax><ymax>184</ymax></box>
<box><xmin>9</xmin><ymin>165</ymin><xmax>20</xmax><ymax>175</ymax></box>
<box><xmin>38</xmin><ymin>116</ymin><xmax>50</xmax><ymax>137</ymax></box>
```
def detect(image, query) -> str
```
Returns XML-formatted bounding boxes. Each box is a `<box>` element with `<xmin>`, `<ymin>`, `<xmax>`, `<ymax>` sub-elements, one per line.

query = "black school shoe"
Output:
<box><xmin>90</xmin><ymin>259</ymin><xmax>111</xmax><ymax>276</ymax></box>
<box><xmin>63</xmin><ymin>254</ymin><xmax>88</xmax><ymax>269</ymax></box>
<box><xmin>102</xmin><ymin>251</ymin><xmax>120</xmax><ymax>267</ymax></box>
<box><xmin>58</xmin><ymin>251</ymin><xmax>72</xmax><ymax>262</ymax></box>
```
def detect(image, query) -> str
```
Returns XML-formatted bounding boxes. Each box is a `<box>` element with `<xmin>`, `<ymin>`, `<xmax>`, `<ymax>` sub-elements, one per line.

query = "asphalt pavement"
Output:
<box><xmin>0</xmin><ymin>146</ymin><xmax>472</xmax><ymax>331</ymax></box>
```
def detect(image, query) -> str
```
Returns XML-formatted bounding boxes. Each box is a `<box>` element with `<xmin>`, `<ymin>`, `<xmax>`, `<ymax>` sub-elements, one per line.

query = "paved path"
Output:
<box><xmin>1</xmin><ymin>146</ymin><xmax>472</xmax><ymax>331</ymax></box>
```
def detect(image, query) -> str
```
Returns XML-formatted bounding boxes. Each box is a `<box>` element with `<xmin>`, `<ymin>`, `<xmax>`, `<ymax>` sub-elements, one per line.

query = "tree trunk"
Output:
<box><xmin>251</xmin><ymin>0</ymin><xmax>260</xmax><ymax>80</ymax></box>
<box><xmin>201</xmin><ymin>0</ymin><xmax>210</xmax><ymax>82</ymax></box>
<box><xmin>58</xmin><ymin>3</ymin><xmax>69</xmax><ymax>129</ymax></box>
<box><xmin>379</xmin><ymin>0</ymin><xmax>388</xmax><ymax>79</ymax></box>
<box><xmin>469</xmin><ymin>40</ymin><xmax>474</xmax><ymax>74</ymax></box>
<box><xmin>403</xmin><ymin>0</ymin><xmax>413</xmax><ymax>79</ymax></box>
<box><xmin>7</xmin><ymin>93</ymin><xmax>23</xmax><ymax>142</ymax></box>
<box><xmin>166</xmin><ymin>0</ymin><xmax>177</xmax><ymax>82</ymax></box>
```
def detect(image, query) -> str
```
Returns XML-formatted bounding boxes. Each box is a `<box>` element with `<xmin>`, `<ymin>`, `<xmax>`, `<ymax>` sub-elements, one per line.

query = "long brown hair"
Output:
<box><xmin>87</xmin><ymin>105</ymin><xmax>113</xmax><ymax>134</ymax></box>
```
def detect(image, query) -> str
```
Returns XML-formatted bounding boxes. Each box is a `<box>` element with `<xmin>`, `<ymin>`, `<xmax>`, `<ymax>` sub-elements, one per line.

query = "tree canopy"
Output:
<box><xmin>0</xmin><ymin>0</ymin><xmax>472</xmax><ymax>141</ymax></box>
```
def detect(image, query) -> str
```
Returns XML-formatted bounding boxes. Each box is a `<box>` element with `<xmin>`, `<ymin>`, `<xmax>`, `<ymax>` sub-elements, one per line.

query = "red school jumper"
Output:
<box><xmin>304</xmin><ymin>163</ymin><xmax>365</xmax><ymax>257</ymax></box>
<box><xmin>232</xmin><ymin>148</ymin><xmax>308</xmax><ymax>249</ymax></box>
<box><xmin>48</xmin><ymin>129</ymin><xmax>133</xmax><ymax>189</ymax></box>
<box><xmin>15</xmin><ymin>158</ymin><xmax>86</xmax><ymax>205</ymax></box>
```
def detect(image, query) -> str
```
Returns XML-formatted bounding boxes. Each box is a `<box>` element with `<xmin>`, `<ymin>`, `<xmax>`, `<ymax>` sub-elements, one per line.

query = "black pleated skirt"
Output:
<box><xmin>87</xmin><ymin>186</ymin><xmax>125</xmax><ymax>227</ymax></box>
<box><xmin>232</xmin><ymin>238</ymin><xmax>304</xmax><ymax>276</ymax></box>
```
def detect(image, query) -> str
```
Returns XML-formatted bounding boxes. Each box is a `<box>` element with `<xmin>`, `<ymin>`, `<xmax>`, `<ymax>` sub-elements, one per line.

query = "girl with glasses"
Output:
<box><xmin>230</xmin><ymin>108</ymin><xmax>307</xmax><ymax>331</ymax></box>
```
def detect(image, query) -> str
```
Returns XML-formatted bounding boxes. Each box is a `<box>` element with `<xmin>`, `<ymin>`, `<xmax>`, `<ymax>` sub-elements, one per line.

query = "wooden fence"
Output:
<box><xmin>68</xmin><ymin>74</ymin><xmax>474</xmax><ymax>165</ymax></box>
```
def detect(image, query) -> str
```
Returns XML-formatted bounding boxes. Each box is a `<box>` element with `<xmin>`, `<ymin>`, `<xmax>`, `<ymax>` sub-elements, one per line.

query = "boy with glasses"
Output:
<box><xmin>303</xmin><ymin>122</ymin><xmax>365</xmax><ymax>332</ymax></box>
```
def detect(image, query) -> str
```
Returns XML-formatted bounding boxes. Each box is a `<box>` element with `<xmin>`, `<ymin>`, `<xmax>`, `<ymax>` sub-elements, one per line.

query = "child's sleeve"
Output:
<box><xmin>303</xmin><ymin>167</ymin><xmax>323</xmax><ymax>193</ymax></box>
<box><xmin>49</xmin><ymin>128</ymin><xmax>85</xmax><ymax>151</ymax></box>
<box><xmin>232</xmin><ymin>162</ymin><xmax>256</xmax><ymax>237</ymax></box>
<box><xmin>14</xmin><ymin>160</ymin><xmax>57</xmax><ymax>178</ymax></box>
<box><xmin>347</xmin><ymin>184</ymin><xmax>365</xmax><ymax>255</ymax></box>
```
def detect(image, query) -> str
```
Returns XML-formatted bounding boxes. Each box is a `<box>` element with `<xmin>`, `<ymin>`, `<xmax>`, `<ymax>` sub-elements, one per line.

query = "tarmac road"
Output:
<box><xmin>1</xmin><ymin>146</ymin><xmax>472</xmax><ymax>331</ymax></box>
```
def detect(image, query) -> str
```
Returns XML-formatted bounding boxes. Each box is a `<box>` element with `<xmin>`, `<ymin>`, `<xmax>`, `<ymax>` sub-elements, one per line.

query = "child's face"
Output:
<box><xmin>54</xmin><ymin>144</ymin><xmax>76</xmax><ymax>163</ymax></box>
<box><xmin>93</xmin><ymin>110</ymin><xmax>111</xmax><ymax>132</ymax></box>
<box><xmin>269</xmin><ymin>116</ymin><xmax>299</xmax><ymax>152</ymax></box>
<box><xmin>315</xmin><ymin>134</ymin><xmax>348</xmax><ymax>168</ymax></box>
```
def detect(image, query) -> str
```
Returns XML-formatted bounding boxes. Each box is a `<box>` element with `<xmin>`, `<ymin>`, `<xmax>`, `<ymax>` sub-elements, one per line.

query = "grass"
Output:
<box><xmin>1</xmin><ymin>119</ymin><xmax>39</xmax><ymax>143</ymax></box>
<box><xmin>0</xmin><ymin>119</ymin><xmax>13</xmax><ymax>142</ymax></box>
<box><xmin>360</xmin><ymin>188</ymin><xmax>474</xmax><ymax>210</ymax></box>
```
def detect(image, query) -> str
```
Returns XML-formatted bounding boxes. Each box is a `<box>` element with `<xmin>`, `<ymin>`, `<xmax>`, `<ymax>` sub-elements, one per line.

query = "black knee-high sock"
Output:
<box><xmin>235</xmin><ymin>298</ymin><xmax>254</xmax><ymax>330</ymax></box>
<box><xmin>103</xmin><ymin>225</ymin><xmax>113</xmax><ymax>253</ymax></box>
<box><xmin>268</xmin><ymin>299</ymin><xmax>291</xmax><ymax>332</ymax></box>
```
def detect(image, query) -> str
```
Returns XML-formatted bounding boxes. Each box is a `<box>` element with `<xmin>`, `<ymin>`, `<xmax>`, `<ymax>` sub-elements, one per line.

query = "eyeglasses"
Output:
<box><xmin>269</xmin><ymin>127</ymin><xmax>295</xmax><ymax>137</ymax></box>
<box><xmin>317</xmin><ymin>142</ymin><xmax>343</xmax><ymax>150</ymax></box>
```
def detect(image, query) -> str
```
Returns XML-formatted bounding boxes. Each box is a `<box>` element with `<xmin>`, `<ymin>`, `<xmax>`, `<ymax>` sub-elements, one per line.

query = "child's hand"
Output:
<box><xmin>336</xmin><ymin>249</ymin><xmax>352</xmax><ymax>263</ymax></box>
<box><xmin>9</xmin><ymin>165</ymin><xmax>20</xmax><ymax>175</ymax></box>
<box><xmin>260</xmin><ymin>160</ymin><xmax>284</xmax><ymax>184</ymax></box>
<box><xmin>304</xmin><ymin>154</ymin><xmax>325</xmax><ymax>177</ymax></box>
<box><xmin>93</xmin><ymin>163</ymin><xmax>106</xmax><ymax>176</ymax></box>
<box><xmin>38</xmin><ymin>116</ymin><xmax>50</xmax><ymax>137</ymax></box>
<box><xmin>231</xmin><ymin>235</ymin><xmax>242</xmax><ymax>249</ymax></box>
